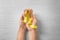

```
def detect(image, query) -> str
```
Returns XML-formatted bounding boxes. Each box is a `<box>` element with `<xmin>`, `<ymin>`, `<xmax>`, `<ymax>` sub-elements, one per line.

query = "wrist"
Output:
<box><xmin>28</xmin><ymin>28</ymin><xmax>37</xmax><ymax>32</ymax></box>
<box><xmin>28</xmin><ymin>29</ymin><xmax>37</xmax><ymax>35</ymax></box>
<box><xmin>19</xmin><ymin>25</ymin><xmax>26</xmax><ymax>31</ymax></box>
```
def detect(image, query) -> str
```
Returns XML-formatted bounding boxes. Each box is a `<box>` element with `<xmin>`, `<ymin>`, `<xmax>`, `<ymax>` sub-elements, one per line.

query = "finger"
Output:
<box><xmin>32</xmin><ymin>15</ymin><xmax>37</xmax><ymax>22</ymax></box>
<box><xmin>20</xmin><ymin>14</ymin><xmax>24</xmax><ymax>21</ymax></box>
<box><xmin>18</xmin><ymin>14</ymin><xmax>24</xmax><ymax>24</ymax></box>
<box><xmin>32</xmin><ymin>15</ymin><xmax>37</xmax><ymax>25</ymax></box>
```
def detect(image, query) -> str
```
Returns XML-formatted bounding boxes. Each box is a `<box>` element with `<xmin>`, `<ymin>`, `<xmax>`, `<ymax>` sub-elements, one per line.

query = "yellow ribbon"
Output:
<box><xmin>23</xmin><ymin>11</ymin><xmax>37</xmax><ymax>29</ymax></box>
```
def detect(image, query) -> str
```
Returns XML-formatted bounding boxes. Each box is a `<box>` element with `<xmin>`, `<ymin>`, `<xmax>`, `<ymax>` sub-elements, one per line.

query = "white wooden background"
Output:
<box><xmin>0</xmin><ymin>0</ymin><xmax>60</xmax><ymax>40</ymax></box>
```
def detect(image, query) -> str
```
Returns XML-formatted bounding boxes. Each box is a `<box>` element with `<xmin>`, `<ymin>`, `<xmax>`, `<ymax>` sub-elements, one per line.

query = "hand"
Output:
<box><xmin>19</xmin><ymin>14</ymin><xmax>26</xmax><ymax>30</ymax></box>
<box><xmin>26</xmin><ymin>15</ymin><xmax>37</xmax><ymax>31</ymax></box>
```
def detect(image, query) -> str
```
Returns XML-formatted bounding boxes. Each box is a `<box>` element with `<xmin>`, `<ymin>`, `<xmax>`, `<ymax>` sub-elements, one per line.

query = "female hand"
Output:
<box><xmin>19</xmin><ymin>14</ymin><xmax>26</xmax><ymax>30</ymax></box>
<box><xmin>26</xmin><ymin>15</ymin><xmax>37</xmax><ymax>31</ymax></box>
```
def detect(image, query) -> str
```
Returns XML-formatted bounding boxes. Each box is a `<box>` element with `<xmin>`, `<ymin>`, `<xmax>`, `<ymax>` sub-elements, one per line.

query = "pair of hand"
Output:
<box><xmin>19</xmin><ymin>14</ymin><xmax>37</xmax><ymax>31</ymax></box>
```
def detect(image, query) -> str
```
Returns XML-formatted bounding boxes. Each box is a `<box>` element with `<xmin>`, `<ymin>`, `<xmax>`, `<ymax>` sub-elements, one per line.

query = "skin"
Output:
<box><xmin>16</xmin><ymin>9</ymin><xmax>37</xmax><ymax>40</ymax></box>
<box><xmin>16</xmin><ymin>15</ymin><xmax>26</xmax><ymax>40</ymax></box>
<box><xmin>27</xmin><ymin>16</ymin><xmax>37</xmax><ymax>40</ymax></box>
